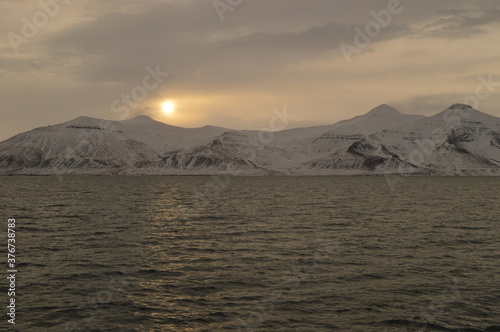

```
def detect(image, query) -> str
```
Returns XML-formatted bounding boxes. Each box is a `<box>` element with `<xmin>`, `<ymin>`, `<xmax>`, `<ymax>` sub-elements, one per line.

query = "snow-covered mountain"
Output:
<box><xmin>1</xmin><ymin>104</ymin><xmax>499</xmax><ymax>175</ymax></box>
<box><xmin>0</xmin><ymin>116</ymin><xmax>229</xmax><ymax>175</ymax></box>
<box><xmin>362</xmin><ymin>104</ymin><xmax>500</xmax><ymax>175</ymax></box>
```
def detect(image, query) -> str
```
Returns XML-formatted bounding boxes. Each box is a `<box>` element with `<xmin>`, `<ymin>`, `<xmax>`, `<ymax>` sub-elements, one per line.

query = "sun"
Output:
<box><xmin>161</xmin><ymin>101</ymin><xmax>175</xmax><ymax>115</ymax></box>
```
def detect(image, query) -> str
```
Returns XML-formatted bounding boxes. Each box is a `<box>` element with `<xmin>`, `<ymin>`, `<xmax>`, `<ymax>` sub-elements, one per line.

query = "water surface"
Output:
<box><xmin>1</xmin><ymin>176</ymin><xmax>499</xmax><ymax>331</ymax></box>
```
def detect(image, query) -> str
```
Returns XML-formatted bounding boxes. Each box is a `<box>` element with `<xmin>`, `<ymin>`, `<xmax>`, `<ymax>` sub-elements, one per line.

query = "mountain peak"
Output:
<box><xmin>449</xmin><ymin>103</ymin><xmax>474</xmax><ymax>110</ymax></box>
<box><xmin>439</xmin><ymin>103</ymin><xmax>500</xmax><ymax>122</ymax></box>
<box><xmin>121</xmin><ymin>115</ymin><xmax>167</xmax><ymax>126</ymax></box>
<box><xmin>131</xmin><ymin>115</ymin><xmax>156</xmax><ymax>121</ymax></box>
<box><xmin>61</xmin><ymin>116</ymin><xmax>111</xmax><ymax>128</ymax></box>
<box><xmin>366</xmin><ymin>104</ymin><xmax>401</xmax><ymax>116</ymax></box>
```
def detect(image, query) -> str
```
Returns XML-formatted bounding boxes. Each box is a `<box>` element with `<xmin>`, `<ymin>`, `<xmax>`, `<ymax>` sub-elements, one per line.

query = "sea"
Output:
<box><xmin>1</xmin><ymin>176</ymin><xmax>499</xmax><ymax>331</ymax></box>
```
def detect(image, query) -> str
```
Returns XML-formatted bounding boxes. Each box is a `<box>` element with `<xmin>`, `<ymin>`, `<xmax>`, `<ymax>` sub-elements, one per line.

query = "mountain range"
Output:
<box><xmin>1</xmin><ymin>103</ymin><xmax>499</xmax><ymax>176</ymax></box>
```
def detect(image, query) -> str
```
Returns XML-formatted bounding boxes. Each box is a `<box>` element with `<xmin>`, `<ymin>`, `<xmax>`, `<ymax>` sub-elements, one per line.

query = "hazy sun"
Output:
<box><xmin>161</xmin><ymin>101</ymin><xmax>175</xmax><ymax>115</ymax></box>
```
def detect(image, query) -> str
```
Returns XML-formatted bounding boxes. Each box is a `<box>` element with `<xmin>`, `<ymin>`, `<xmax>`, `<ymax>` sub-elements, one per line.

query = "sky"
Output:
<box><xmin>1</xmin><ymin>0</ymin><xmax>500</xmax><ymax>141</ymax></box>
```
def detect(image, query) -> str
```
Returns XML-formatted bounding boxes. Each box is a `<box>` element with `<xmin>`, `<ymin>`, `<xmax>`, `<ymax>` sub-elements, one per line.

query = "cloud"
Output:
<box><xmin>1</xmin><ymin>0</ymin><xmax>500</xmax><ymax>142</ymax></box>
<box><xmin>42</xmin><ymin>2</ymin><xmax>412</xmax><ymax>87</ymax></box>
<box><xmin>219</xmin><ymin>21</ymin><xmax>409</xmax><ymax>52</ymax></box>
<box><xmin>416</xmin><ymin>8</ymin><xmax>500</xmax><ymax>39</ymax></box>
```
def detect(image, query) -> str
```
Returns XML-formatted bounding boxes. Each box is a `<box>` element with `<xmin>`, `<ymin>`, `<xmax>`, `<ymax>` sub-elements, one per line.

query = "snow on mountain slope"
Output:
<box><xmin>297</xmin><ymin>138</ymin><xmax>440</xmax><ymax>176</ymax></box>
<box><xmin>269</xmin><ymin>105</ymin><xmax>425</xmax><ymax>170</ymax></box>
<box><xmin>0</xmin><ymin>115</ymin><xmax>231</xmax><ymax>174</ymax></box>
<box><xmin>270</xmin><ymin>104</ymin><xmax>423</xmax><ymax>148</ymax></box>
<box><xmin>363</xmin><ymin>104</ymin><xmax>500</xmax><ymax>175</ymax></box>
<box><xmin>155</xmin><ymin>104</ymin><xmax>425</xmax><ymax>173</ymax></box>
<box><xmin>162</xmin><ymin>130</ymin><xmax>293</xmax><ymax>173</ymax></box>
<box><xmin>121</xmin><ymin>115</ymin><xmax>229</xmax><ymax>151</ymax></box>
<box><xmin>0</xmin><ymin>104</ymin><xmax>499</xmax><ymax>175</ymax></box>
<box><xmin>283</xmin><ymin>104</ymin><xmax>500</xmax><ymax>175</ymax></box>
<box><xmin>323</xmin><ymin>104</ymin><xmax>424</xmax><ymax>136</ymax></box>
<box><xmin>123</xmin><ymin>115</ymin><xmax>228</xmax><ymax>136</ymax></box>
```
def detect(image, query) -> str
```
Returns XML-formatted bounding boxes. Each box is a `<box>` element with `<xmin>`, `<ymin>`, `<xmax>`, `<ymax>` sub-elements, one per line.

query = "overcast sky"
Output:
<box><xmin>1</xmin><ymin>0</ymin><xmax>500</xmax><ymax>140</ymax></box>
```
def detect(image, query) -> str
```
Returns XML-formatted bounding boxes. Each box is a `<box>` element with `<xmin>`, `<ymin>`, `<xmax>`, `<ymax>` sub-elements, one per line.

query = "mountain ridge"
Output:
<box><xmin>1</xmin><ymin>104</ymin><xmax>499</xmax><ymax>176</ymax></box>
